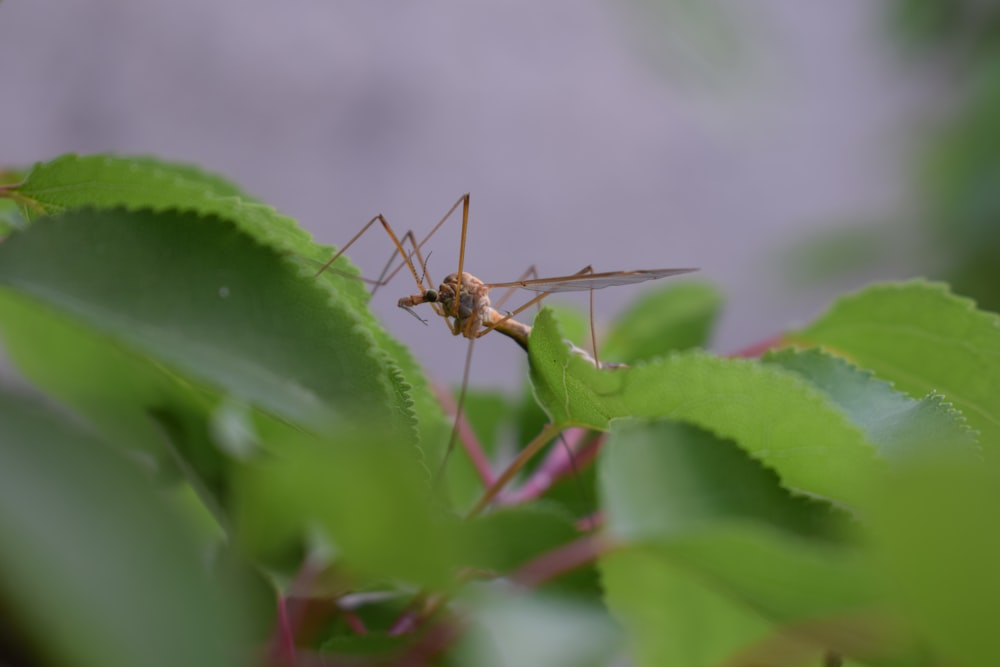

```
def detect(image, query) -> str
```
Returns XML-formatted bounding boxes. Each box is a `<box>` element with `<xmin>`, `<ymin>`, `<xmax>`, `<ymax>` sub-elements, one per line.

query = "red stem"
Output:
<box><xmin>511</xmin><ymin>533</ymin><xmax>613</xmax><ymax>587</ymax></box>
<box><xmin>342</xmin><ymin>609</ymin><xmax>368</xmax><ymax>635</ymax></box>
<box><xmin>432</xmin><ymin>382</ymin><xmax>497</xmax><ymax>487</ymax></box>
<box><xmin>271</xmin><ymin>592</ymin><xmax>297</xmax><ymax>666</ymax></box>
<box><xmin>729</xmin><ymin>333</ymin><xmax>786</xmax><ymax>358</ymax></box>
<box><xmin>499</xmin><ymin>429</ymin><xmax>605</xmax><ymax>505</ymax></box>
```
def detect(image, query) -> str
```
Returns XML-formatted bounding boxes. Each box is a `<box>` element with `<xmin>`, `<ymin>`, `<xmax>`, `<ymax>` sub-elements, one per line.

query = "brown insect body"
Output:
<box><xmin>399</xmin><ymin>272</ymin><xmax>532</xmax><ymax>350</ymax></box>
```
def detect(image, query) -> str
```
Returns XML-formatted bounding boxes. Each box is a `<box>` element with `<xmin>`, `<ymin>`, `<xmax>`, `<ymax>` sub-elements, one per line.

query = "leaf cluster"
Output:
<box><xmin>0</xmin><ymin>154</ymin><xmax>997</xmax><ymax>666</ymax></box>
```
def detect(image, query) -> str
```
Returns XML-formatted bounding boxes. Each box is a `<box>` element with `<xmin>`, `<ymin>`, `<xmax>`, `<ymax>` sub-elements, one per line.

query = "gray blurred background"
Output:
<box><xmin>3</xmin><ymin>1</ymin><xmax>978</xmax><ymax>389</ymax></box>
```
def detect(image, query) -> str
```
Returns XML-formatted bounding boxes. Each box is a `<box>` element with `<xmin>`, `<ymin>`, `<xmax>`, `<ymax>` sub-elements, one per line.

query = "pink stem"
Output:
<box><xmin>272</xmin><ymin>592</ymin><xmax>297</xmax><ymax>665</ymax></box>
<box><xmin>432</xmin><ymin>382</ymin><xmax>497</xmax><ymax>487</ymax></box>
<box><xmin>342</xmin><ymin>609</ymin><xmax>368</xmax><ymax>635</ymax></box>
<box><xmin>575</xmin><ymin>510</ymin><xmax>603</xmax><ymax>532</ymax></box>
<box><xmin>511</xmin><ymin>533</ymin><xmax>613</xmax><ymax>587</ymax></box>
<box><xmin>500</xmin><ymin>430</ymin><xmax>605</xmax><ymax>505</ymax></box>
<box><xmin>730</xmin><ymin>333</ymin><xmax>786</xmax><ymax>358</ymax></box>
<box><xmin>388</xmin><ymin>610</ymin><xmax>419</xmax><ymax>637</ymax></box>
<box><xmin>266</xmin><ymin>557</ymin><xmax>328</xmax><ymax>665</ymax></box>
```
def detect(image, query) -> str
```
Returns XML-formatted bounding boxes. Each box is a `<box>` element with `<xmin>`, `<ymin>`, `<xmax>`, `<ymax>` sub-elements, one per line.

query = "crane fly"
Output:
<box><xmin>397</xmin><ymin>268</ymin><xmax>694</xmax><ymax>359</ymax></box>
<box><xmin>316</xmin><ymin>193</ymin><xmax>695</xmax><ymax>494</ymax></box>
<box><xmin>317</xmin><ymin>194</ymin><xmax>696</xmax><ymax>362</ymax></box>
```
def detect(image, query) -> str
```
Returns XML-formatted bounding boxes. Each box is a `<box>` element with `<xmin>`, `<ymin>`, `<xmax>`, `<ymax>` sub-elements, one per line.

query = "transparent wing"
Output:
<box><xmin>487</xmin><ymin>268</ymin><xmax>697</xmax><ymax>293</ymax></box>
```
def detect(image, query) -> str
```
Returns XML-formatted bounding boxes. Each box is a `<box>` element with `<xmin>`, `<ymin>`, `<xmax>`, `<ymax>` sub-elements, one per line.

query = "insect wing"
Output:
<box><xmin>489</xmin><ymin>268</ymin><xmax>696</xmax><ymax>293</ymax></box>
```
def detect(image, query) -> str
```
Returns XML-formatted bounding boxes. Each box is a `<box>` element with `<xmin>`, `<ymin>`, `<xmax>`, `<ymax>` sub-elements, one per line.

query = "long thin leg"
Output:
<box><xmin>315</xmin><ymin>214</ymin><xmax>384</xmax><ymax>277</ymax></box>
<box><xmin>589</xmin><ymin>288</ymin><xmax>600</xmax><ymax>367</ymax></box>
<box><xmin>370</xmin><ymin>229</ymin><xmax>422</xmax><ymax>296</ymax></box>
<box><xmin>431</xmin><ymin>382</ymin><xmax>496</xmax><ymax>488</ymax></box>
<box><xmin>315</xmin><ymin>213</ymin><xmax>427</xmax><ymax>297</ymax></box>
<box><xmin>433</xmin><ymin>266</ymin><xmax>538</xmax><ymax>493</ymax></box>
<box><xmin>438</xmin><ymin>265</ymin><xmax>545</xmax><ymax>486</ymax></box>
<box><xmin>371</xmin><ymin>194</ymin><xmax>470</xmax><ymax>294</ymax></box>
<box><xmin>453</xmin><ymin>194</ymin><xmax>471</xmax><ymax>318</ymax></box>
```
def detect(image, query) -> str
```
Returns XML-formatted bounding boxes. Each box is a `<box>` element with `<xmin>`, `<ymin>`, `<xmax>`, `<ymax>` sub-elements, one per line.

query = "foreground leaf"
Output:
<box><xmin>3</xmin><ymin>153</ymin><xmax>450</xmax><ymax>469</ymax></box>
<box><xmin>765</xmin><ymin>347</ymin><xmax>978</xmax><ymax>460</ymax></box>
<box><xmin>792</xmin><ymin>280</ymin><xmax>1000</xmax><ymax>453</ymax></box>
<box><xmin>0</xmin><ymin>208</ymin><xmax>399</xmax><ymax>429</ymax></box>
<box><xmin>599</xmin><ymin>421</ymin><xmax>890</xmax><ymax>667</ymax></box>
<box><xmin>529</xmin><ymin>309</ymin><xmax>881</xmax><ymax>506</ymax></box>
<box><xmin>864</xmin><ymin>455</ymin><xmax>1000</xmax><ymax>666</ymax></box>
<box><xmin>455</xmin><ymin>588</ymin><xmax>623</xmax><ymax>667</ymax></box>
<box><xmin>0</xmin><ymin>391</ymin><xmax>245</xmax><ymax>667</ymax></box>
<box><xmin>231</xmin><ymin>425</ymin><xmax>462</xmax><ymax>589</ymax></box>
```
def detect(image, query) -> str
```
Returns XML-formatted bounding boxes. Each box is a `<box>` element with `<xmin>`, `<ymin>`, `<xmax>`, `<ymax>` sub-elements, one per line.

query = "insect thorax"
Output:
<box><xmin>440</xmin><ymin>272</ymin><xmax>489</xmax><ymax>321</ymax></box>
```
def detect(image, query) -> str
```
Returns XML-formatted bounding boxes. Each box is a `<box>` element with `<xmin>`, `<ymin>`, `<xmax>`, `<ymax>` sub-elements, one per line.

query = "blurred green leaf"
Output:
<box><xmin>0</xmin><ymin>208</ymin><xmax>400</xmax><ymax>430</ymax></box>
<box><xmin>888</xmin><ymin>0</ymin><xmax>963</xmax><ymax>46</ymax></box>
<box><xmin>11</xmin><ymin>153</ymin><xmax>256</xmax><ymax>216</ymax></box>
<box><xmin>444</xmin><ymin>389</ymin><xmax>517</xmax><ymax>509</ymax></box>
<box><xmin>624</xmin><ymin>0</ymin><xmax>754</xmax><ymax>85</ymax></box>
<box><xmin>792</xmin><ymin>280</ymin><xmax>1000</xmax><ymax>455</ymax></box>
<box><xmin>0</xmin><ymin>390</ymin><xmax>246</xmax><ymax>667</ymax></box>
<box><xmin>455</xmin><ymin>588</ymin><xmax>622</xmax><ymax>667</ymax></box>
<box><xmin>0</xmin><ymin>284</ymin><xmax>212</xmax><ymax>464</ymax></box>
<box><xmin>601</xmin><ymin>281</ymin><xmax>721</xmax><ymax>363</ymax></box>
<box><xmin>0</xmin><ymin>200</ymin><xmax>23</xmax><ymax>235</ymax></box>
<box><xmin>231</xmin><ymin>425</ymin><xmax>462</xmax><ymax>589</ymax></box>
<box><xmin>765</xmin><ymin>347</ymin><xmax>978</xmax><ymax>460</ymax></box>
<box><xmin>1</xmin><ymin>153</ymin><xmax>450</xmax><ymax>468</ymax></box>
<box><xmin>599</xmin><ymin>420</ymin><xmax>890</xmax><ymax>667</ymax></box>
<box><xmin>463</xmin><ymin>503</ymin><xmax>580</xmax><ymax>577</ymax></box>
<box><xmin>864</xmin><ymin>455</ymin><xmax>1000</xmax><ymax>666</ymax></box>
<box><xmin>778</xmin><ymin>225</ymin><xmax>897</xmax><ymax>286</ymax></box>
<box><xmin>600</xmin><ymin>421</ymin><xmax>846</xmax><ymax>543</ymax></box>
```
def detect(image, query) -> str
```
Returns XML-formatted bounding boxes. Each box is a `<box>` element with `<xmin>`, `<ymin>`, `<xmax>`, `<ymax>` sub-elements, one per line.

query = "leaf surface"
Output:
<box><xmin>529</xmin><ymin>309</ymin><xmax>881</xmax><ymax>506</ymax></box>
<box><xmin>793</xmin><ymin>280</ymin><xmax>1000</xmax><ymax>453</ymax></box>
<box><xmin>0</xmin><ymin>391</ymin><xmax>245</xmax><ymax>667</ymax></box>
<box><xmin>599</xmin><ymin>421</ymin><xmax>886</xmax><ymax>667</ymax></box>
<box><xmin>0</xmin><ymin>208</ymin><xmax>398</xmax><ymax>428</ymax></box>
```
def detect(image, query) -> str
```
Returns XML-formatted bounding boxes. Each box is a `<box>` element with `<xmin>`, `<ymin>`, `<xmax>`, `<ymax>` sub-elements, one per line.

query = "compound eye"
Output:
<box><xmin>424</xmin><ymin>289</ymin><xmax>439</xmax><ymax>302</ymax></box>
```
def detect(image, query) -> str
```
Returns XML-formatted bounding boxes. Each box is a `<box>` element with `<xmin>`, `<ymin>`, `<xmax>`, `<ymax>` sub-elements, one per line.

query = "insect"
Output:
<box><xmin>317</xmin><ymin>194</ymin><xmax>696</xmax><ymax>495</ymax></box>
<box><xmin>317</xmin><ymin>194</ymin><xmax>695</xmax><ymax>362</ymax></box>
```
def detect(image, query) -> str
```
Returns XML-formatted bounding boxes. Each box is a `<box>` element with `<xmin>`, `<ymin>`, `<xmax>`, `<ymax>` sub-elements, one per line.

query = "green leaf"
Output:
<box><xmin>0</xmin><ymin>390</ymin><xmax>246</xmax><ymax>667</ymax></box>
<box><xmin>231</xmin><ymin>425</ymin><xmax>462</xmax><ymax>589</ymax></box>
<box><xmin>528</xmin><ymin>309</ymin><xmax>882</xmax><ymax>506</ymax></box>
<box><xmin>443</xmin><ymin>389</ymin><xmax>517</xmax><ymax>508</ymax></box>
<box><xmin>3</xmin><ymin>153</ymin><xmax>450</xmax><ymax>471</ymax></box>
<box><xmin>5</xmin><ymin>154</ymin><xmax>360</xmax><ymax>310</ymax></box>
<box><xmin>601</xmin><ymin>547</ymin><xmax>772</xmax><ymax>667</ymax></box>
<box><xmin>11</xmin><ymin>153</ymin><xmax>255</xmax><ymax>216</ymax></box>
<box><xmin>542</xmin><ymin>302</ymin><xmax>591</xmax><ymax>349</ymax></box>
<box><xmin>463</xmin><ymin>503</ymin><xmax>580</xmax><ymax>575</ymax></box>
<box><xmin>5</xmin><ymin>154</ymin><xmax>358</xmax><ymax>307</ymax></box>
<box><xmin>599</xmin><ymin>421</ymin><xmax>887</xmax><ymax>667</ymax></box>
<box><xmin>765</xmin><ymin>347</ymin><xmax>978</xmax><ymax>460</ymax></box>
<box><xmin>454</xmin><ymin>588</ymin><xmax>623</xmax><ymax>667</ymax></box>
<box><xmin>0</xmin><ymin>199</ymin><xmax>24</xmax><ymax>235</ymax></box>
<box><xmin>601</xmin><ymin>281</ymin><xmax>722</xmax><ymax>363</ymax></box>
<box><xmin>792</xmin><ymin>280</ymin><xmax>1000</xmax><ymax>453</ymax></box>
<box><xmin>600</xmin><ymin>421</ymin><xmax>846</xmax><ymax>543</ymax></box>
<box><xmin>864</xmin><ymin>455</ymin><xmax>1000</xmax><ymax>666</ymax></box>
<box><xmin>0</xmin><ymin>208</ymin><xmax>399</xmax><ymax>430</ymax></box>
